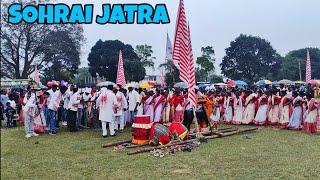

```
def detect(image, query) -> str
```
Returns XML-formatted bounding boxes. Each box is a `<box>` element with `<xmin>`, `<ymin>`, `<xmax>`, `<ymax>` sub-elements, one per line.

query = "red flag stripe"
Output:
<box><xmin>173</xmin><ymin>0</ymin><xmax>197</xmax><ymax>107</ymax></box>
<box><xmin>173</xmin><ymin>0</ymin><xmax>189</xmax><ymax>83</ymax></box>
<box><xmin>306</xmin><ymin>50</ymin><xmax>311</xmax><ymax>84</ymax></box>
<box><xmin>116</xmin><ymin>50</ymin><xmax>126</xmax><ymax>87</ymax></box>
<box><xmin>187</xmin><ymin>25</ymin><xmax>197</xmax><ymax>108</ymax></box>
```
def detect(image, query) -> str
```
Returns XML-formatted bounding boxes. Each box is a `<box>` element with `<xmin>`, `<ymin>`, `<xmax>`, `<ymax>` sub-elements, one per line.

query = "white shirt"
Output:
<box><xmin>184</xmin><ymin>98</ymin><xmax>193</xmax><ymax>110</ymax></box>
<box><xmin>83</xmin><ymin>93</ymin><xmax>92</xmax><ymax>102</ymax></box>
<box><xmin>46</xmin><ymin>89</ymin><xmax>53</xmax><ymax>106</ymax></box>
<box><xmin>114</xmin><ymin>91</ymin><xmax>128</xmax><ymax>116</ymax></box>
<box><xmin>97</xmin><ymin>88</ymin><xmax>117</xmax><ymax>122</ymax></box>
<box><xmin>48</xmin><ymin>90</ymin><xmax>61</xmax><ymax>111</ymax></box>
<box><xmin>8</xmin><ymin>100</ymin><xmax>16</xmax><ymax>109</ymax></box>
<box><xmin>128</xmin><ymin>90</ymin><xmax>140</xmax><ymax>111</ymax></box>
<box><xmin>62</xmin><ymin>92</ymin><xmax>71</xmax><ymax>109</ymax></box>
<box><xmin>23</xmin><ymin>93</ymin><xmax>36</xmax><ymax>112</ymax></box>
<box><xmin>0</xmin><ymin>94</ymin><xmax>9</xmax><ymax>106</ymax></box>
<box><xmin>68</xmin><ymin>92</ymin><xmax>80</xmax><ymax>111</ymax></box>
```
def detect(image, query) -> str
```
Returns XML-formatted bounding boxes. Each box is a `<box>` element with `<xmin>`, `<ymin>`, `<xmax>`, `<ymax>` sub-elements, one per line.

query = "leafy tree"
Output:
<box><xmin>0</xmin><ymin>0</ymin><xmax>84</xmax><ymax>79</ymax></box>
<box><xmin>70</xmin><ymin>67</ymin><xmax>91</xmax><ymax>85</ymax></box>
<box><xmin>159</xmin><ymin>60</ymin><xmax>179</xmax><ymax>87</ymax></box>
<box><xmin>277</xmin><ymin>48</ymin><xmax>320</xmax><ymax>80</ymax></box>
<box><xmin>135</xmin><ymin>45</ymin><xmax>155</xmax><ymax>68</ymax></box>
<box><xmin>220</xmin><ymin>34</ymin><xmax>282</xmax><ymax>82</ymax></box>
<box><xmin>42</xmin><ymin>63</ymin><xmax>74</xmax><ymax>84</ymax></box>
<box><xmin>41</xmin><ymin>31</ymin><xmax>81</xmax><ymax>82</ymax></box>
<box><xmin>210</xmin><ymin>74</ymin><xmax>224</xmax><ymax>83</ymax></box>
<box><xmin>88</xmin><ymin>40</ymin><xmax>146</xmax><ymax>82</ymax></box>
<box><xmin>196</xmin><ymin>46</ymin><xmax>215</xmax><ymax>82</ymax></box>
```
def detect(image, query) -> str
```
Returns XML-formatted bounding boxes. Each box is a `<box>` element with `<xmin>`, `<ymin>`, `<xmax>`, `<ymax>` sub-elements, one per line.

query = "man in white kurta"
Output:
<box><xmin>97</xmin><ymin>86</ymin><xmax>117</xmax><ymax>137</ymax></box>
<box><xmin>127</xmin><ymin>87</ymin><xmax>140</xmax><ymax>124</ymax></box>
<box><xmin>113</xmin><ymin>86</ymin><xmax>128</xmax><ymax>132</ymax></box>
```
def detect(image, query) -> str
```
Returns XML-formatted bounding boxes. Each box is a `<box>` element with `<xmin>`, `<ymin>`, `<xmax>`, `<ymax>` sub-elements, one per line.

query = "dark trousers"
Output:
<box><xmin>183</xmin><ymin>110</ymin><xmax>194</xmax><ymax>130</ymax></box>
<box><xmin>67</xmin><ymin>110</ymin><xmax>77</xmax><ymax>132</ymax></box>
<box><xmin>6</xmin><ymin>114</ymin><xmax>13</xmax><ymax>128</ymax></box>
<box><xmin>57</xmin><ymin>106</ymin><xmax>64</xmax><ymax>127</ymax></box>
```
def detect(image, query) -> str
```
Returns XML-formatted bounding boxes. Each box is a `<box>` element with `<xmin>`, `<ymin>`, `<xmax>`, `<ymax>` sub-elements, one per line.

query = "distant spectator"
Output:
<box><xmin>1</xmin><ymin>89</ymin><xmax>9</xmax><ymax>108</ymax></box>
<box><xmin>299</xmin><ymin>84</ymin><xmax>306</xmax><ymax>93</ymax></box>
<box><xmin>5</xmin><ymin>102</ymin><xmax>15</xmax><ymax>128</ymax></box>
<box><xmin>305</xmin><ymin>83</ymin><xmax>314</xmax><ymax>101</ymax></box>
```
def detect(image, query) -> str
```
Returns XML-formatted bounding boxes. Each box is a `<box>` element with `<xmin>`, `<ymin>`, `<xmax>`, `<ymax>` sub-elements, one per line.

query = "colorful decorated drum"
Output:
<box><xmin>131</xmin><ymin>115</ymin><xmax>152</xmax><ymax>145</ymax></box>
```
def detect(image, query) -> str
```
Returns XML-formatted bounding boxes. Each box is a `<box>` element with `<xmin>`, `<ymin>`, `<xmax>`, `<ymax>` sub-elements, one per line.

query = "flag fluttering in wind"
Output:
<box><xmin>116</xmin><ymin>50</ymin><xmax>126</xmax><ymax>87</ymax></box>
<box><xmin>173</xmin><ymin>0</ymin><xmax>197</xmax><ymax>107</ymax></box>
<box><xmin>186</xmin><ymin>24</ymin><xmax>197</xmax><ymax>108</ymax></box>
<box><xmin>173</xmin><ymin>0</ymin><xmax>189</xmax><ymax>83</ymax></box>
<box><xmin>306</xmin><ymin>50</ymin><xmax>311</xmax><ymax>84</ymax></box>
<box><xmin>34</xmin><ymin>66</ymin><xmax>40</xmax><ymax>83</ymax></box>
<box><xmin>166</xmin><ymin>33</ymin><xmax>177</xmax><ymax>69</ymax></box>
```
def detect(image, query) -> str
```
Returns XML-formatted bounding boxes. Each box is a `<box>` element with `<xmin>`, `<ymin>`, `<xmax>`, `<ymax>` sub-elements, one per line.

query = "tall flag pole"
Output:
<box><xmin>116</xmin><ymin>50</ymin><xmax>126</xmax><ymax>87</ymax></box>
<box><xmin>34</xmin><ymin>65</ymin><xmax>40</xmax><ymax>83</ymax></box>
<box><xmin>306</xmin><ymin>50</ymin><xmax>311</xmax><ymax>84</ymax></box>
<box><xmin>172</xmin><ymin>0</ymin><xmax>197</xmax><ymax>108</ymax></box>
<box><xmin>173</xmin><ymin>0</ymin><xmax>189</xmax><ymax>83</ymax></box>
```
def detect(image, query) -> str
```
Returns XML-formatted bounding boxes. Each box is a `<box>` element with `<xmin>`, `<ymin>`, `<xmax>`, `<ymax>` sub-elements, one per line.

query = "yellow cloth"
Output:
<box><xmin>314</xmin><ymin>88</ymin><xmax>319</xmax><ymax>98</ymax></box>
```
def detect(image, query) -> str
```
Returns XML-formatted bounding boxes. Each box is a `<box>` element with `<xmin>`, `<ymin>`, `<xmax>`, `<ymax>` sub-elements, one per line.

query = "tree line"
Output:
<box><xmin>220</xmin><ymin>34</ymin><xmax>320</xmax><ymax>83</ymax></box>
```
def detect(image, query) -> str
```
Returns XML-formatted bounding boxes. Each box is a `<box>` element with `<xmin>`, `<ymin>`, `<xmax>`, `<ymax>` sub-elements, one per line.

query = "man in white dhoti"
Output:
<box><xmin>97</xmin><ymin>85</ymin><xmax>117</xmax><ymax>137</ymax></box>
<box><xmin>113</xmin><ymin>85</ymin><xmax>128</xmax><ymax>132</ymax></box>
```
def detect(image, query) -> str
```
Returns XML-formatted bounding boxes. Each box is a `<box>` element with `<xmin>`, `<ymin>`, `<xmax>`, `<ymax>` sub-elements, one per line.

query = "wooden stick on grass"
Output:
<box><xmin>127</xmin><ymin>139</ymin><xmax>199</xmax><ymax>155</ymax></box>
<box><xmin>101</xmin><ymin>140</ymin><xmax>132</xmax><ymax>148</ymax></box>
<box><xmin>127</xmin><ymin>127</ymin><xmax>258</xmax><ymax>155</ymax></box>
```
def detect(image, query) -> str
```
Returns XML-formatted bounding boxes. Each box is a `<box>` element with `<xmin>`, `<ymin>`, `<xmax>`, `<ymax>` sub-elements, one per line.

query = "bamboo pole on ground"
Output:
<box><xmin>189</xmin><ymin>128</ymin><xmax>238</xmax><ymax>137</ymax></box>
<box><xmin>127</xmin><ymin>139</ymin><xmax>198</xmax><ymax>155</ymax></box>
<box><xmin>203</xmin><ymin>127</ymin><xmax>258</xmax><ymax>140</ymax></box>
<box><xmin>101</xmin><ymin>140</ymin><xmax>132</xmax><ymax>148</ymax></box>
<box><xmin>127</xmin><ymin>127</ymin><xmax>258</xmax><ymax>155</ymax></box>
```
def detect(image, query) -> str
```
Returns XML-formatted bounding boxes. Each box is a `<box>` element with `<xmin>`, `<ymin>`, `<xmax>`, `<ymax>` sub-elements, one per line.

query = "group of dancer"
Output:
<box><xmin>132</xmin><ymin>84</ymin><xmax>320</xmax><ymax>134</ymax></box>
<box><xmin>1</xmin><ymin>80</ymin><xmax>319</xmax><ymax>138</ymax></box>
<box><xmin>171</xmin><ymin>85</ymin><xmax>320</xmax><ymax>134</ymax></box>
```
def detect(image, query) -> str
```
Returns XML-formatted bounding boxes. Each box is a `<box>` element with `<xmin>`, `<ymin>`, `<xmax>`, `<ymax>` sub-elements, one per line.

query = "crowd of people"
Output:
<box><xmin>1</xmin><ymin>80</ymin><xmax>319</xmax><ymax>139</ymax></box>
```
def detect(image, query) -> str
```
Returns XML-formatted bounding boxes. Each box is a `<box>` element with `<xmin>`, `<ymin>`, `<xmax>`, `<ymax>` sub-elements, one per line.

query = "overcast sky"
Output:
<box><xmin>65</xmin><ymin>0</ymin><xmax>320</xmax><ymax>75</ymax></box>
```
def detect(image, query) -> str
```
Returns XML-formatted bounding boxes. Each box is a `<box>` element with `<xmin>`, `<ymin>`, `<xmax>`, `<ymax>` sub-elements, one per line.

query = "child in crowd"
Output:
<box><xmin>5</xmin><ymin>102</ymin><xmax>15</xmax><ymax>128</ymax></box>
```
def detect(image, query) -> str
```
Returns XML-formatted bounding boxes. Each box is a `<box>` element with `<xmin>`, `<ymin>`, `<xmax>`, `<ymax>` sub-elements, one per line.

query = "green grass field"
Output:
<box><xmin>1</xmin><ymin>125</ymin><xmax>320</xmax><ymax>179</ymax></box>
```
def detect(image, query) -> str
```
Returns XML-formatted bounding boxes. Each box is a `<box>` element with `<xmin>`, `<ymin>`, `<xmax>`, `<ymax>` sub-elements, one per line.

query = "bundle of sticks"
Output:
<box><xmin>101</xmin><ymin>127</ymin><xmax>258</xmax><ymax>155</ymax></box>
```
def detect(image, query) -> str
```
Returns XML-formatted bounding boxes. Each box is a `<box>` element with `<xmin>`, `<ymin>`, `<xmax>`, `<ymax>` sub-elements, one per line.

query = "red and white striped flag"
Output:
<box><xmin>306</xmin><ymin>50</ymin><xmax>311</xmax><ymax>84</ymax></box>
<box><xmin>34</xmin><ymin>65</ymin><xmax>40</xmax><ymax>83</ymax></box>
<box><xmin>116</xmin><ymin>50</ymin><xmax>126</xmax><ymax>87</ymax></box>
<box><xmin>173</xmin><ymin>0</ymin><xmax>197</xmax><ymax>107</ymax></box>
<box><xmin>186</xmin><ymin>24</ymin><xmax>197</xmax><ymax>108</ymax></box>
<box><xmin>173</xmin><ymin>0</ymin><xmax>189</xmax><ymax>83</ymax></box>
